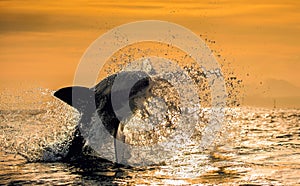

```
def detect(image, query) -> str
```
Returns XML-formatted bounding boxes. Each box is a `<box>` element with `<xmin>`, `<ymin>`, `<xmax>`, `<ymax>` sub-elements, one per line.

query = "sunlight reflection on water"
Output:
<box><xmin>1</xmin><ymin>106</ymin><xmax>299</xmax><ymax>185</ymax></box>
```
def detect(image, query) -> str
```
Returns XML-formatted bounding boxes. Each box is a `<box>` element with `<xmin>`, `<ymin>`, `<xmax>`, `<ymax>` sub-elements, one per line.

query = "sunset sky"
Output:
<box><xmin>1</xmin><ymin>0</ymin><xmax>299</xmax><ymax>107</ymax></box>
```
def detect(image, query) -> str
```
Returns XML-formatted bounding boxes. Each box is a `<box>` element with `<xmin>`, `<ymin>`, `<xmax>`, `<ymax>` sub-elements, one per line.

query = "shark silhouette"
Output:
<box><xmin>53</xmin><ymin>71</ymin><xmax>153</xmax><ymax>163</ymax></box>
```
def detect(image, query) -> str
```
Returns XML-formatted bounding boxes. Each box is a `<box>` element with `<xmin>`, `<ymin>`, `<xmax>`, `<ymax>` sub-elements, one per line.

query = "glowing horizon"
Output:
<box><xmin>1</xmin><ymin>0</ymin><xmax>299</xmax><ymax>107</ymax></box>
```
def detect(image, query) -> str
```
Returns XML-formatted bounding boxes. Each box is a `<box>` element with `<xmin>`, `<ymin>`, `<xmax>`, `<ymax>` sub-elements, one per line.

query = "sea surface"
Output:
<box><xmin>0</xmin><ymin>89</ymin><xmax>299</xmax><ymax>185</ymax></box>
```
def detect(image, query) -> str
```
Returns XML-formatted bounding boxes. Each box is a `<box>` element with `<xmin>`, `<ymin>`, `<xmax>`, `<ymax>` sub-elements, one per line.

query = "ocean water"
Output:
<box><xmin>0</xmin><ymin>89</ymin><xmax>299</xmax><ymax>185</ymax></box>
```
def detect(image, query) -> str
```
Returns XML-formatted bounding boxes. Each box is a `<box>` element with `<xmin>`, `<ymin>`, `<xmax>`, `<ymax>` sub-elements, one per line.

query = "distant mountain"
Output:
<box><xmin>263</xmin><ymin>79</ymin><xmax>300</xmax><ymax>97</ymax></box>
<box><xmin>243</xmin><ymin>79</ymin><xmax>300</xmax><ymax>108</ymax></box>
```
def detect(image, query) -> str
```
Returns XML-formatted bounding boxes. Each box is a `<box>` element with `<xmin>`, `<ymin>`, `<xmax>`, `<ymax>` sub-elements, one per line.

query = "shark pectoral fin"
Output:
<box><xmin>114</xmin><ymin>138</ymin><xmax>129</xmax><ymax>165</ymax></box>
<box><xmin>54</xmin><ymin>86</ymin><xmax>96</xmax><ymax>113</ymax></box>
<box><xmin>114</xmin><ymin>125</ymin><xmax>129</xmax><ymax>164</ymax></box>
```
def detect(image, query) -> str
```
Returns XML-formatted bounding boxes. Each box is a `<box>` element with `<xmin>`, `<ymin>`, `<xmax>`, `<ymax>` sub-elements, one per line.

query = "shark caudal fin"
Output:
<box><xmin>54</xmin><ymin>86</ymin><xmax>96</xmax><ymax>114</ymax></box>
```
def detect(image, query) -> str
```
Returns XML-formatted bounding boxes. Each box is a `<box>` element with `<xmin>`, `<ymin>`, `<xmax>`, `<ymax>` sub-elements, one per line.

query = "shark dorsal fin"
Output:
<box><xmin>54</xmin><ymin>86</ymin><xmax>96</xmax><ymax>114</ymax></box>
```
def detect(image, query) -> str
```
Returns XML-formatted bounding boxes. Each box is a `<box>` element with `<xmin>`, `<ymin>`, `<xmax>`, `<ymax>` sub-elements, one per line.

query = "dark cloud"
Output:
<box><xmin>93</xmin><ymin>4</ymin><xmax>163</xmax><ymax>10</ymax></box>
<box><xmin>0</xmin><ymin>12</ymin><xmax>50</xmax><ymax>33</ymax></box>
<box><xmin>0</xmin><ymin>11</ymin><xmax>99</xmax><ymax>33</ymax></box>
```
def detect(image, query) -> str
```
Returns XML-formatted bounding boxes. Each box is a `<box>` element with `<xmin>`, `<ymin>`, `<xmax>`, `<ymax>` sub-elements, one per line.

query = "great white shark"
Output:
<box><xmin>52</xmin><ymin>71</ymin><xmax>153</xmax><ymax>163</ymax></box>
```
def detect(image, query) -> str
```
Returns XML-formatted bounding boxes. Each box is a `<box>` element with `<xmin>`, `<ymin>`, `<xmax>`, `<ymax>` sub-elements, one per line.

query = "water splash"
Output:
<box><xmin>0</xmin><ymin>41</ymin><xmax>243</xmax><ymax>165</ymax></box>
<box><xmin>0</xmin><ymin>88</ymin><xmax>79</xmax><ymax>162</ymax></box>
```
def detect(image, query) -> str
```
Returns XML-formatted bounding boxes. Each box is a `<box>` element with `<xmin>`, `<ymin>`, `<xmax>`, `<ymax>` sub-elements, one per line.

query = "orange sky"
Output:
<box><xmin>1</xmin><ymin>0</ymin><xmax>299</xmax><ymax>107</ymax></box>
